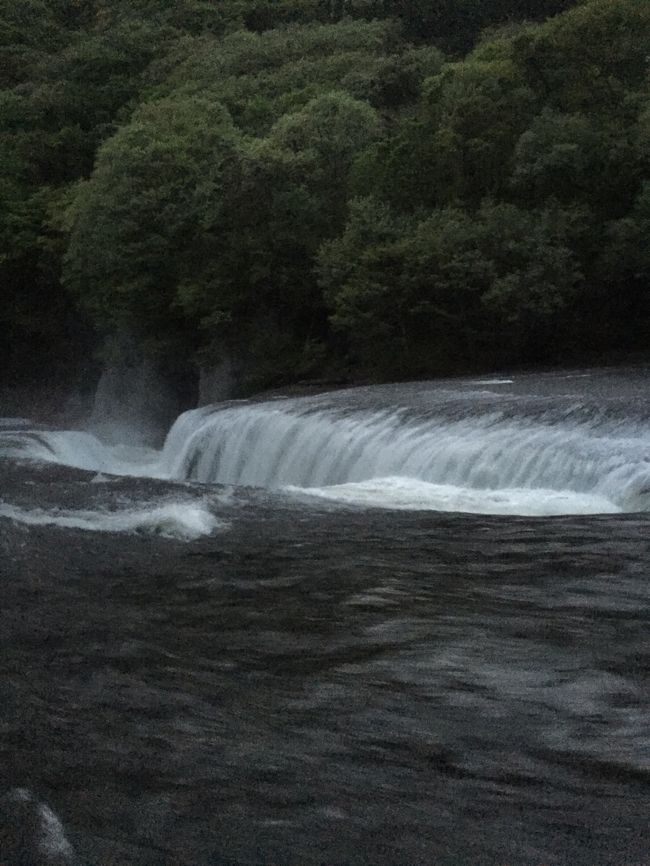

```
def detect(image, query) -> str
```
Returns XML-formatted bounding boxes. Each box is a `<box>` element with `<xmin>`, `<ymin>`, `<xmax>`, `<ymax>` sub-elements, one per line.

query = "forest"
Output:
<box><xmin>1</xmin><ymin>0</ymin><xmax>649</xmax><ymax>398</ymax></box>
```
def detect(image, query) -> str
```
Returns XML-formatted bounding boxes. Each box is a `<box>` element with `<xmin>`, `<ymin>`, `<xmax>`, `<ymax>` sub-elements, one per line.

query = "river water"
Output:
<box><xmin>0</xmin><ymin>369</ymin><xmax>648</xmax><ymax>864</ymax></box>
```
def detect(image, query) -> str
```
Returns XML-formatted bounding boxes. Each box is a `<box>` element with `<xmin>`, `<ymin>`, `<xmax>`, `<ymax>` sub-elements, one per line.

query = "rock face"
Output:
<box><xmin>89</xmin><ymin>356</ymin><xmax>177</xmax><ymax>445</ymax></box>
<box><xmin>88</xmin><ymin>341</ymin><xmax>242</xmax><ymax>445</ymax></box>
<box><xmin>88</xmin><ymin>337</ymin><xmax>196</xmax><ymax>445</ymax></box>
<box><xmin>0</xmin><ymin>788</ymin><xmax>76</xmax><ymax>866</ymax></box>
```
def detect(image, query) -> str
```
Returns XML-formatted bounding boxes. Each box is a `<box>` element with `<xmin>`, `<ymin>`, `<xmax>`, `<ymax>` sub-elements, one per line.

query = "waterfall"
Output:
<box><xmin>157</xmin><ymin>394</ymin><xmax>650</xmax><ymax>513</ymax></box>
<box><xmin>4</xmin><ymin>374</ymin><xmax>650</xmax><ymax>515</ymax></box>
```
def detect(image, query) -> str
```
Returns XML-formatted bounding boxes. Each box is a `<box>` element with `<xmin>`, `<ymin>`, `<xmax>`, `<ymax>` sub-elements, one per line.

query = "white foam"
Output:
<box><xmin>0</xmin><ymin>500</ymin><xmax>223</xmax><ymax>540</ymax></box>
<box><xmin>3</xmin><ymin>789</ymin><xmax>75</xmax><ymax>863</ymax></box>
<box><xmin>0</xmin><ymin>417</ymin><xmax>32</xmax><ymax>428</ymax></box>
<box><xmin>285</xmin><ymin>476</ymin><xmax>621</xmax><ymax>516</ymax></box>
<box><xmin>467</xmin><ymin>378</ymin><xmax>514</xmax><ymax>385</ymax></box>
<box><xmin>8</xmin><ymin>787</ymin><xmax>32</xmax><ymax>802</ymax></box>
<box><xmin>37</xmin><ymin>803</ymin><xmax>75</xmax><ymax>859</ymax></box>
<box><xmin>0</xmin><ymin>428</ymin><xmax>163</xmax><ymax>477</ymax></box>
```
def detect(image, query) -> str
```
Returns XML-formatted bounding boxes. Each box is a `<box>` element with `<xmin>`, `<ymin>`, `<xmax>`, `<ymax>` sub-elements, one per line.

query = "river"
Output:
<box><xmin>0</xmin><ymin>368</ymin><xmax>648</xmax><ymax>864</ymax></box>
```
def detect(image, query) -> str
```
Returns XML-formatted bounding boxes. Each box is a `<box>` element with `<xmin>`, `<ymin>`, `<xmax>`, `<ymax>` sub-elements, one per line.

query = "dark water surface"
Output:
<box><xmin>1</xmin><ymin>370</ymin><xmax>649</xmax><ymax>864</ymax></box>
<box><xmin>1</xmin><ymin>460</ymin><xmax>648</xmax><ymax>865</ymax></box>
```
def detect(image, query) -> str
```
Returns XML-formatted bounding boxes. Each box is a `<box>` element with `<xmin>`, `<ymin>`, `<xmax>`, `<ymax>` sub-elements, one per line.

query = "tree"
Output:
<box><xmin>356</xmin><ymin>53</ymin><xmax>535</xmax><ymax>209</ymax></box>
<box><xmin>177</xmin><ymin>92</ymin><xmax>382</xmax><ymax>386</ymax></box>
<box><xmin>64</xmin><ymin>93</ymin><xmax>242</xmax><ymax>355</ymax></box>
<box><xmin>319</xmin><ymin>199</ymin><xmax>583</xmax><ymax>374</ymax></box>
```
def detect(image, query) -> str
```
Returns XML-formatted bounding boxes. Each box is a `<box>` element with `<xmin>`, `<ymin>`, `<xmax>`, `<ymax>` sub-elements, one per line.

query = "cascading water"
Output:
<box><xmin>156</xmin><ymin>395</ymin><xmax>650</xmax><ymax>514</ymax></box>
<box><xmin>3</xmin><ymin>372</ymin><xmax>650</xmax><ymax>515</ymax></box>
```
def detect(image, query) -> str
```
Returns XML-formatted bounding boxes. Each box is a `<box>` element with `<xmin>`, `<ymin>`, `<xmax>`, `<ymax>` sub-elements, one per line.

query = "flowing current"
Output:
<box><xmin>3</xmin><ymin>370</ymin><xmax>650</xmax><ymax>515</ymax></box>
<box><xmin>1</xmin><ymin>368</ymin><xmax>649</xmax><ymax>865</ymax></box>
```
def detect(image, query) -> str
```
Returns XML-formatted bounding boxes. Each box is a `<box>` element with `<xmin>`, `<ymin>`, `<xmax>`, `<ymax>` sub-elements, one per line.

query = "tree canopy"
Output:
<box><xmin>1</xmin><ymin>0</ymin><xmax>649</xmax><ymax>391</ymax></box>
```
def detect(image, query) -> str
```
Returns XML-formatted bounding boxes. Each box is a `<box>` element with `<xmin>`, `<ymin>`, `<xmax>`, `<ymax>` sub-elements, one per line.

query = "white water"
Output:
<box><xmin>0</xmin><ymin>417</ymin><xmax>32</xmax><ymax>428</ymax></box>
<box><xmin>0</xmin><ymin>429</ymin><xmax>162</xmax><ymax>475</ymax></box>
<box><xmin>286</xmin><ymin>477</ymin><xmax>619</xmax><ymax>516</ymax></box>
<box><xmin>156</xmin><ymin>400</ymin><xmax>648</xmax><ymax>514</ymax></box>
<box><xmin>4</xmin><ymin>789</ymin><xmax>75</xmax><ymax>864</ymax></box>
<box><xmin>0</xmin><ymin>501</ymin><xmax>222</xmax><ymax>540</ymax></box>
<box><xmin>2</xmin><ymin>375</ymin><xmax>650</xmax><ymax>516</ymax></box>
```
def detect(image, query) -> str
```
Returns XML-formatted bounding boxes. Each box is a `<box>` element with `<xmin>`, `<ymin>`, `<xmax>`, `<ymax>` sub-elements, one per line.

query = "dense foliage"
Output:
<box><xmin>1</xmin><ymin>0</ymin><xmax>648</xmax><ymax>393</ymax></box>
